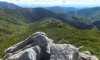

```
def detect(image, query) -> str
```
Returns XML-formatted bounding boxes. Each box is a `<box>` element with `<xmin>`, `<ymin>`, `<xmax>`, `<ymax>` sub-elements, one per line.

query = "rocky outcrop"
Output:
<box><xmin>4</xmin><ymin>32</ymin><xmax>99</xmax><ymax>60</ymax></box>
<box><xmin>80</xmin><ymin>51</ymin><xmax>99</xmax><ymax>60</ymax></box>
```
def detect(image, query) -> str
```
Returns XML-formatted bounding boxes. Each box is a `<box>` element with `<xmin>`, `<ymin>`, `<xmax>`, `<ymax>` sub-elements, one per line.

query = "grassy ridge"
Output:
<box><xmin>0</xmin><ymin>8</ymin><xmax>30</xmax><ymax>58</ymax></box>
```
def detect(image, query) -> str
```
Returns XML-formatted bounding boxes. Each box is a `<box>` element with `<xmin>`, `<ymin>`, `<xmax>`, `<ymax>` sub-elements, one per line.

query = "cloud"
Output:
<box><xmin>0</xmin><ymin>0</ymin><xmax>100</xmax><ymax>5</ymax></box>
<box><xmin>65</xmin><ymin>0</ymin><xmax>99</xmax><ymax>4</ymax></box>
<box><xmin>0</xmin><ymin>0</ymin><xmax>62</xmax><ymax>4</ymax></box>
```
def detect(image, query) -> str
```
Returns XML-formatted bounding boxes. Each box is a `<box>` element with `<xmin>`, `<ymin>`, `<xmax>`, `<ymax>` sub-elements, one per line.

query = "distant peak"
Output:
<box><xmin>0</xmin><ymin>1</ymin><xmax>21</xmax><ymax>9</ymax></box>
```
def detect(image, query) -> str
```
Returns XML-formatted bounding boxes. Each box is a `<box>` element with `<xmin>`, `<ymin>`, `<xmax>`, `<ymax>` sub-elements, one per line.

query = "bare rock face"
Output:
<box><xmin>90</xmin><ymin>55</ymin><xmax>99</xmax><ymax>60</ymax></box>
<box><xmin>5</xmin><ymin>46</ymin><xmax>42</xmax><ymax>60</ymax></box>
<box><xmin>80</xmin><ymin>51</ymin><xmax>91</xmax><ymax>60</ymax></box>
<box><xmin>80</xmin><ymin>51</ymin><xmax>99</xmax><ymax>60</ymax></box>
<box><xmin>50</xmin><ymin>44</ymin><xmax>80</xmax><ymax>60</ymax></box>
<box><xmin>4</xmin><ymin>32</ymin><xmax>99</xmax><ymax>60</ymax></box>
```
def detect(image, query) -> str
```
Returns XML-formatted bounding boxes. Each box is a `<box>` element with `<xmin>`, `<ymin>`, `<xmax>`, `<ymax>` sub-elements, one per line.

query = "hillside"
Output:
<box><xmin>19</xmin><ymin>8</ymin><xmax>60</xmax><ymax>22</ymax></box>
<box><xmin>93</xmin><ymin>21</ymin><xmax>100</xmax><ymax>29</ymax></box>
<box><xmin>0</xmin><ymin>7</ymin><xmax>30</xmax><ymax>57</ymax></box>
<box><xmin>76</xmin><ymin>7</ymin><xmax>100</xmax><ymax>22</ymax></box>
<box><xmin>0</xmin><ymin>18</ymin><xmax>100</xmax><ymax>59</ymax></box>
<box><xmin>0</xmin><ymin>2</ymin><xmax>21</xmax><ymax>9</ymax></box>
<box><xmin>45</xmin><ymin>6</ymin><xmax>79</xmax><ymax>14</ymax></box>
<box><xmin>0</xmin><ymin>6</ymin><xmax>94</xmax><ymax>45</ymax></box>
<box><xmin>0</xmin><ymin>3</ymin><xmax>99</xmax><ymax>59</ymax></box>
<box><xmin>58</xmin><ymin>13</ymin><xmax>93</xmax><ymax>29</ymax></box>
<box><xmin>45</xmin><ymin>6</ymin><xmax>100</xmax><ymax>29</ymax></box>
<box><xmin>1</xmin><ymin>7</ymin><xmax>92</xmax><ymax>29</ymax></box>
<box><xmin>22</xmin><ymin>18</ymin><xmax>100</xmax><ymax>59</ymax></box>
<box><xmin>18</xmin><ymin>8</ymin><xmax>94</xmax><ymax>29</ymax></box>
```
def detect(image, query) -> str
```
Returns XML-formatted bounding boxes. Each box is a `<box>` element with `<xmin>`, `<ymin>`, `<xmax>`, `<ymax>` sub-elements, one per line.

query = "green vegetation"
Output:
<box><xmin>0</xmin><ymin>18</ymin><xmax>100</xmax><ymax>59</ymax></box>
<box><xmin>29</xmin><ymin>18</ymin><xmax>100</xmax><ymax>59</ymax></box>
<box><xmin>0</xmin><ymin>7</ymin><xmax>30</xmax><ymax>58</ymax></box>
<box><xmin>76</xmin><ymin>7</ymin><xmax>100</xmax><ymax>22</ymax></box>
<box><xmin>0</xmin><ymin>5</ymin><xmax>100</xmax><ymax>59</ymax></box>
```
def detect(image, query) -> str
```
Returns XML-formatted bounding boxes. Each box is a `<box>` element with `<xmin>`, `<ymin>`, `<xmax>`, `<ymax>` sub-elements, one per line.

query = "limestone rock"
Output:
<box><xmin>50</xmin><ymin>44</ymin><xmax>80</xmax><ymax>60</ymax></box>
<box><xmin>5</xmin><ymin>46</ymin><xmax>42</xmax><ymax>60</ymax></box>
<box><xmin>90</xmin><ymin>55</ymin><xmax>99</xmax><ymax>60</ymax></box>
<box><xmin>80</xmin><ymin>51</ymin><xmax>91</xmax><ymax>60</ymax></box>
<box><xmin>80</xmin><ymin>51</ymin><xmax>99</xmax><ymax>60</ymax></box>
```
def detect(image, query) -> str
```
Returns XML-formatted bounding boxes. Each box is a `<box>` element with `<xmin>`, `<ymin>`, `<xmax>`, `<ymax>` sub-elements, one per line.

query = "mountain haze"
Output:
<box><xmin>45</xmin><ymin>6</ymin><xmax>79</xmax><ymax>14</ymax></box>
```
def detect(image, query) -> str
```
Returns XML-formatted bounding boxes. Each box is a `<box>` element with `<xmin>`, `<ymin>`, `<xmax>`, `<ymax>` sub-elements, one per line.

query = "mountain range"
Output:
<box><xmin>0</xmin><ymin>1</ymin><xmax>100</xmax><ymax>59</ymax></box>
<box><xmin>0</xmin><ymin>2</ymin><xmax>21</xmax><ymax>9</ymax></box>
<box><xmin>44</xmin><ymin>6</ymin><xmax>100</xmax><ymax>29</ymax></box>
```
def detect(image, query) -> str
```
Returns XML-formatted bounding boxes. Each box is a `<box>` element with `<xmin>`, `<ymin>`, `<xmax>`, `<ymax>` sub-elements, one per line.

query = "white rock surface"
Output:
<box><xmin>90</xmin><ymin>55</ymin><xmax>99</xmax><ymax>60</ymax></box>
<box><xmin>50</xmin><ymin>44</ymin><xmax>80</xmax><ymax>60</ymax></box>
<box><xmin>80</xmin><ymin>51</ymin><xmax>99</xmax><ymax>60</ymax></box>
<box><xmin>5</xmin><ymin>46</ymin><xmax>42</xmax><ymax>60</ymax></box>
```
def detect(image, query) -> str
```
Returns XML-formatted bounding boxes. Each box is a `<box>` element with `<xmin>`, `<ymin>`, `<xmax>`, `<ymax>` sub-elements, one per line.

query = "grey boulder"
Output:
<box><xmin>50</xmin><ymin>44</ymin><xmax>80</xmax><ymax>60</ymax></box>
<box><xmin>90</xmin><ymin>55</ymin><xmax>99</xmax><ymax>60</ymax></box>
<box><xmin>80</xmin><ymin>51</ymin><xmax>99</xmax><ymax>60</ymax></box>
<box><xmin>4</xmin><ymin>32</ymin><xmax>99</xmax><ymax>60</ymax></box>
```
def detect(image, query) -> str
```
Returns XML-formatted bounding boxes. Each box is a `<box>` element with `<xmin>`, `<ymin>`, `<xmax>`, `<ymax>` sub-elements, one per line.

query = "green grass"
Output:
<box><xmin>0</xmin><ymin>8</ymin><xmax>30</xmax><ymax>58</ymax></box>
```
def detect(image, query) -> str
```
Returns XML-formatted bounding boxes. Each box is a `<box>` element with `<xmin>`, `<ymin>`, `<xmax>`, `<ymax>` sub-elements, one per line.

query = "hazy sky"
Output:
<box><xmin>0</xmin><ymin>0</ymin><xmax>99</xmax><ymax>5</ymax></box>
